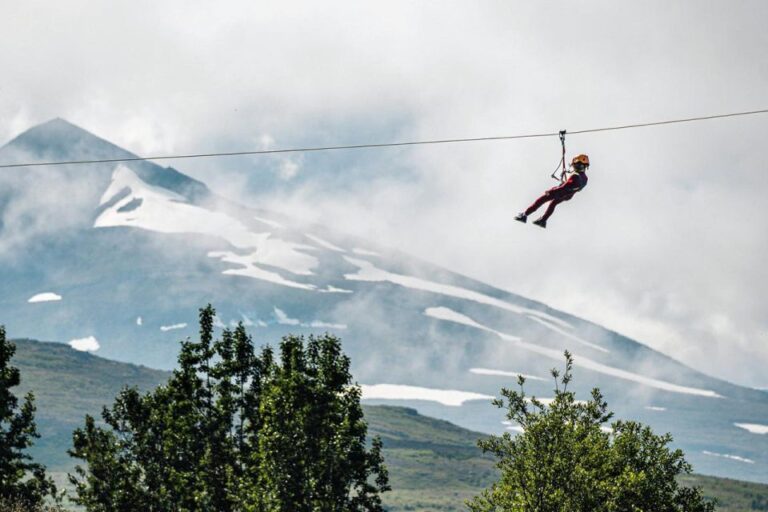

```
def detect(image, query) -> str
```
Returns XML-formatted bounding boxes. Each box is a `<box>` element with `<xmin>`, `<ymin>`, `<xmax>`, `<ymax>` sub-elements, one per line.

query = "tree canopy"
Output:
<box><xmin>0</xmin><ymin>325</ymin><xmax>57</xmax><ymax>508</ymax></box>
<box><xmin>69</xmin><ymin>305</ymin><xmax>389</xmax><ymax>512</ymax></box>
<box><xmin>469</xmin><ymin>351</ymin><xmax>716</xmax><ymax>512</ymax></box>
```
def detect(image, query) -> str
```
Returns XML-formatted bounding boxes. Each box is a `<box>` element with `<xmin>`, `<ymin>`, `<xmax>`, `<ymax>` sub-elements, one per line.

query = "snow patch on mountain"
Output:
<box><xmin>645</xmin><ymin>406</ymin><xmax>667</xmax><ymax>412</ymax></box>
<box><xmin>254</xmin><ymin>216</ymin><xmax>284</xmax><ymax>229</ymax></box>
<box><xmin>353</xmin><ymin>248</ymin><xmax>379</xmax><ymax>256</ymax></box>
<box><xmin>345</xmin><ymin>257</ymin><xmax>571</xmax><ymax>328</ymax></box>
<box><xmin>503</xmin><ymin>422</ymin><xmax>525</xmax><ymax>433</ymax></box>
<box><xmin>208</xmin><ymin>251</ymin><xmax>317</xmax><ymax>290</ymax></box>
<box><xmin>237</xmin><ymin>314</ymin><xmax>264</xmax><ymax>327</ymax></box>
<box><xmin>69</xmin><ymin>336</ymin><xmax>100</xmax><ymax>352</ymax></box>
<box><xmin>208</xmin><ymin>241</ymin><xmax>317</xmax><ymax>277</ymax></box>
<box><xmin>228</xmin><ymin>316</ymin><xmax>267</xmax><ymax>328</ymax></box>
<box><xmin>470</xmin><ymin>368</ymin><xmax>546</xmax><ymax>381</ymax></box>
<box><xmin>160</xmin><ymin>323</ymin><xmax>187</xmax><ymax>332</ymax></box>
<box><xmin>360</xmin><ymin>384</ymin><xmax>493</xmax><ymax>406</ymax></box>
<box><xmin>273</xmin><ymin>308</ymin><xmax>346</xmax><ymax>330</ymax></box>
<box><xmin>703</xmin><ymin>451</ymin><xmax>755</xmax><ymax>464</ymax></box>
<box><xmin>96</xmin><ymin>166</ymin><xmax>266</xmax><ymax>247</ymax></box>
<box><xmin>274</xmin><ymin>307</ymin><xmax>300</xmax><ymax>326</ymax></box>
<box><xmin>318</xmin><ymin>285</ymin><xmax>353</xmax><ymax>294</ymax></box>
<box><xmin>735</xmin><ymin>423</ymin><xmax>768</xmax><ymax>435</ymax></box>
<box><xmin>96</xmin><ymin>165</ymin><xmax>319</xmax><ymax>283</ymax></box>
<box><xmin>527</xmin><ymin>315</ymin><xmax>608</xmax><ymax>353</ymax></box>
<box><xmin>425</xmin><ymin>307</ymin><xmax>723</xmax><ymax>399</ymax></box>
<box><xmin>305</xmin><ymin>234</ymin><xmax>345</xmax><ymax>252</ymax></box>
<box><xmin>27</xmin><ymin>292</ymin><xmax>62</xmax><ymax>303</ymax></box>
<box><xmin>308</xmin><ymin>321</ymin><xmax>347</xmax><ymax>330</ymax></box>
<box><xmin>424</xmin><ymin>306</ymin><xmax>520</xmax><ymax>341</ymax></box>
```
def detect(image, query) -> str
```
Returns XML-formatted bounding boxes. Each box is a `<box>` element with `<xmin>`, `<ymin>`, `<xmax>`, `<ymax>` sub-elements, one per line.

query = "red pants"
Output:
<box><xmin>524</xmin><ymin>188</ymin><xmax>575</xmax><ymax>221</ymax></box>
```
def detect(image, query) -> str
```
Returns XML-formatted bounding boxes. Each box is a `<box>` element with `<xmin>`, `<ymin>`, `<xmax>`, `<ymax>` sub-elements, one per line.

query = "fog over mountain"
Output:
<box><xmin>1</xmin><ymin>119</ymin><xmax>767</xmax><ymax>483</ymax></box>
<box><xmin>3</xmin><ymin>1</ymin><xmax>767</xmax><ymax>392</ymax></box>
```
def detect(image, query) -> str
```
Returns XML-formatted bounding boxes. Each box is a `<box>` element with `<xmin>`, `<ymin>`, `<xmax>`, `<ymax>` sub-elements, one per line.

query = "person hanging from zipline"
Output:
<box><xmin>514</xmin><ymin>153</ymin><xmax>589</xmax><ymax>228</ymax></box>
<box><xmin>514</xmin><ymin>129</ymin><xmax>589</xmax><ymax>229</ymax></box>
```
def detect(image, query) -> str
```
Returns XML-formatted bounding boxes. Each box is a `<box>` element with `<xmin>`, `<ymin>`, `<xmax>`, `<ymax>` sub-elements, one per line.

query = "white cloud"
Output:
<box><xmin>68</xmin><ymin>336</ymin><xmax>100</xmax><ymax>352</ymax></box>
<box><xmin>27</xmin><ymin>292</ymin><xmax>62</xmax><ymax>303</ymax></box>
<box><xmin>1</xmin><ymin>0</ymin><xmax>767</xmax><ymax>387</ymax></box>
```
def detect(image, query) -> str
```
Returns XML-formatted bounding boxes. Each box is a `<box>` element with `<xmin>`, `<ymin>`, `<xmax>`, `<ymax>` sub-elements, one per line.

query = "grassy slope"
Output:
<box><xmin>11</xmin><ymin>338</ymin><xmax>170</xmax><ymax>469</ymax></box>
<box><xmin>10</xmin><ymin>338</ymin><xmax>768</xmax><ymax>511</ymax></box>
<box><xmin>364</xmin><ymin>405</ymin><xmax>498</xmax><ymax>511</ymax></box>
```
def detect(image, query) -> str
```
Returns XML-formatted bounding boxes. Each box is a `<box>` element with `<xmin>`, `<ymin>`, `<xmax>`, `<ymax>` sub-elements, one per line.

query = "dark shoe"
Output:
<box><xmin>514</xmin><ymin>213</ymin><xmax>527</xmax><ymax>223</ymax></box>
<box><xmin>533</xmin><ymin>218</ymin><xmax>547</xmax><ymax>228</ymax></box>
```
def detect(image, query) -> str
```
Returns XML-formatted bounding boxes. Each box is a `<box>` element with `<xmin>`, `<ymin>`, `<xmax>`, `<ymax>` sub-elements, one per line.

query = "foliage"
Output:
<box><xmin>469</xmin><ymin>351</ymin><xmax>716</xmax><ymax>512</ymax></box>
<box><xmin>0</xmin><ymin>496</ymin><xmax>66</xmax><ymax>512</ymax></box>
<box><xmin>8</xmin><ymin>331</ymin><xmax>768</xmax><ymax>512</ymax></box>
<box><xmin>0</xmin><ymin>325</ymin><xmax>58</xmax><ymax>508</ymax></box>
<box><xmin>68</xmin><ymin>305</ymin><xmax>389</xmax><ymax>511</ymax></box>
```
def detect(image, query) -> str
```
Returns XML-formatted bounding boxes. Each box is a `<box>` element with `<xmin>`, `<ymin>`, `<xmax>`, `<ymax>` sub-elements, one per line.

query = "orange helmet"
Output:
<box><xmin>571</xmin><ymin>154</ymin><xmax>590</xmax><ymax>167</ymax></box>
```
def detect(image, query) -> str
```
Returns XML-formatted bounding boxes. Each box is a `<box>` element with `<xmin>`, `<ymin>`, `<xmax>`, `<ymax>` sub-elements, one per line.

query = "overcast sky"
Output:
<box><xmin>1</xmin><ymin>1</ymin><xmax>767</xmax><ymax>387</ymax></box>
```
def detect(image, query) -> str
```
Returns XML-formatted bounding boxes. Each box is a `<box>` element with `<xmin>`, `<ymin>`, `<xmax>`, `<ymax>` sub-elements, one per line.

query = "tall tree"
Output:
<box><xmin>69</xmin><ymin>305</ymin><xmax>389</xmax><ymax>512</ymax></box>
<box><xmin>469</xmin><ymin>352</ymin><xmax>715</xmax><ymax>512</ymax></box>
<box><xmin>251</xmin><ymin>333</ymin><xmax>389</xmax><ymax>511</ymax></box>
<box><xmin>0</xmin><ymin>325</ymin><xmax>57</xmax><ymax>508</ymax></box>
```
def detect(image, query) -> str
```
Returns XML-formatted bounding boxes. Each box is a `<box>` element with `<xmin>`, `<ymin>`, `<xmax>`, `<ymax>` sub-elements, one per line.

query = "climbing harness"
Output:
<box><xmin>550</xmin><ymin>130</ymin><xmax>567</xmax><ymax>183</ymax></box>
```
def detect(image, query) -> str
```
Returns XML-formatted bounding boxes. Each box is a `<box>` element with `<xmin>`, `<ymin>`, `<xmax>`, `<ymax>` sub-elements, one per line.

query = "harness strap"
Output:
<box><xmin>551</xmin><ymin>130</ymin><xmax>567</xmax><ymax>182</ymax></box>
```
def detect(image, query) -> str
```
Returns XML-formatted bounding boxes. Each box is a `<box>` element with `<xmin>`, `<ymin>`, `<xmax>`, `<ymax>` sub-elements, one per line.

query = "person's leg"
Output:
<box><xmin>540</xmin><ymin>197</ymin><xmax>565</xmax><ymax>221</ymax></box>
<box><xmin>524</xmin><ymin>193</ymin><xmax>552</xmax><ymax>216</ymax></box>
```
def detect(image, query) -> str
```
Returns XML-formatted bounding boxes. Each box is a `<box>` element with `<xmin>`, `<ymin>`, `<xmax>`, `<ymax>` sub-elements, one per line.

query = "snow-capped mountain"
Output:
<box><xmin>1</xmin><ymin>119</ymin><xmax>766</xmax><ymax>483</ymax></box>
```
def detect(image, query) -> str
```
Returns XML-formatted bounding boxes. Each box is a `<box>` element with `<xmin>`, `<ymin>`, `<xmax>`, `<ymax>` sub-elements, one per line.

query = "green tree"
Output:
<box><xmin>69</xmin><ymin>305</ymin><xmax>389</xmax><ymax>511</ymax></box>
<box><xmin>469</xmin><ymin>352</ymin><xmax>715</xmax><ymax>512</ymax></box>
<box><xmin>0</xmin><ymin>325</ymin><xmax>57</xmax><ymax>508</ymax></box>
<box><xmin>252</xmin><ymin>333</ymin><xmax>389</xmax><ymax>511</ymax></box>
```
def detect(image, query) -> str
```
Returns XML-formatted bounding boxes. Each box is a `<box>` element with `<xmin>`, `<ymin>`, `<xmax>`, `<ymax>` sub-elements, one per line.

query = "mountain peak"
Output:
<box><xmin>0</xmin><ymin>118</ymin><xmax>211</xmax><ymax>202</ymax></box>
<box><xmin>33</xmin><ymin>117</ymin><xmax>83</xmax><ymax>131</ymax></box>
<box><xmin>2</xmin><ymin>117</ymin><xmax>133</xmax><ymax>163</ymax></box>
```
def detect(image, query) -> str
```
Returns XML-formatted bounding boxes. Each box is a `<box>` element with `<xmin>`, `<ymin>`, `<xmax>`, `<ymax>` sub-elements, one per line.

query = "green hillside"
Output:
<box><xmin>11</xmin><ymin>338</ymin><xmax>170</xmax><ymax>469</ymax></box>
<box><xmin>364</xmin><ymin>406</ymin><xmax>498</xmax><ymax>511</ymax></box>
<box><xmin>9</xmin><ymin>338</ymin><xmax>768</xmax><ymax>511</ymax></box>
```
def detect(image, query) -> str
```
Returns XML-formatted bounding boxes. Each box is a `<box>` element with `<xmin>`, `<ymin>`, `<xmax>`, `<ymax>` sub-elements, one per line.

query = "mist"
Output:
<box><xmin>1</xmin><ymin>0</ymin><xmax>767</xmax><ymax>387</ymax></box>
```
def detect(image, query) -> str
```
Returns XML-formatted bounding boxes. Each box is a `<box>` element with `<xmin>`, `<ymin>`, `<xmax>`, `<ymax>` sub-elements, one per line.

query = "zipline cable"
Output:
<box><xmin>1</xmin><ymin>108</ymin><xmax>767</xmax><ymax>169</ymax></box>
